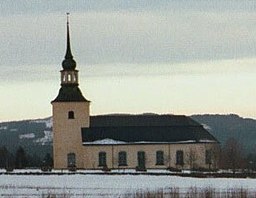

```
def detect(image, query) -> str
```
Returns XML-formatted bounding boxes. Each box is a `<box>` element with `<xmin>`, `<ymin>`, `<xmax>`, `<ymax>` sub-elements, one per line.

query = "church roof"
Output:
<box><xmin>52</xmin><ymin>84</ymin><xmax>89</xmax><ymax>102</ymax></box>
<box><xmin>82</xmin><ymin>114</ymin><xmax>218</xmax><ymax>145</ymax></box>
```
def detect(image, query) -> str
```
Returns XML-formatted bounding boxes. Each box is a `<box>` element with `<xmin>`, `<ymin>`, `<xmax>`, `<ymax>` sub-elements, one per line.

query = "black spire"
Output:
<box><xmin>65</xmin><ymin>13</ymin><xmax>72</xmax><ymax>59</ymax></box>
<box><xmin>62</xmin><ymin>13</ymin><xmax>76</xmax><ymax>70</ymax></box>
<box><xmin>52</xmin><ymin>13</ymin><xmax>89</xmax><ymax>103</ymax></box>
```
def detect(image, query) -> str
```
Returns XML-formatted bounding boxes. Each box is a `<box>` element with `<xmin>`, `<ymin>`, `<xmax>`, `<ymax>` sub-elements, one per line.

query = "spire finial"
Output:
<box><xmin>65</xmin><ymin>12</ymin><xmax>72</xmax><ymax>59</ymax></box>
<box><xmin>62</xmin><ymin>13</ymin><xmax>76</xmax><ymax>70</ymax></box>
<box><xmin>67</xmin><ymin>12</ymin><xmax>70</xmax><ymax>25</ymax></box>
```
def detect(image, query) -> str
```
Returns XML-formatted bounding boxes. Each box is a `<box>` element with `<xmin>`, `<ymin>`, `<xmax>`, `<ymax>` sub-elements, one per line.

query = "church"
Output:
<box><xmin>51</xmin><ymin>16</ymin><xmax>219</xmax><ymax>171</ymax></box>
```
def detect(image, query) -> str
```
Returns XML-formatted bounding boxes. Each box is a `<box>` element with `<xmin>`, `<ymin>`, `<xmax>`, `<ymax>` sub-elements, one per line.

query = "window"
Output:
<box><xmin>68</xmin><ymin>111</ymin><xmax>74</xmax><ymax>119</ymax></box>
<box><xmin>156</xmin><ymin>151</ymin><xmax>164</xmax><ymax>165</ymax></box>
<box><xmin>176</xmin><ymin>150</ymin><xmax>184</xmax><ymax>165</ymax></box>
<box><xmin>99</xmin><ymin>152</ymin><xmax>107</xmax><ymax>167</ymax></box>
<box><xmin>74</xmin><ymin>73</ymin><xmax>78</xmax><ymax>82</ymax></box>
<box><xmin>67</xmin><ymin>153</ymin><xmax>76</xmax><ymax>167</ymax></box>
<box><xmin>68</xmin><ymin>74</ymin><xmax>71</xmax><ymax>82</ymax></box>
<box><xmin>118</xmin><ymin>151</ymin><xmax>127</xmax><ymax>166</ymax></box>
<box><xmin>137</xmin><ymin>151</ymin><xmax>146</xmax><ymax>168</ymax></box>
<box><xmin>205</xmin><ymin>149</ymin><xmax>212</xmax><ymax>164</ymax></box>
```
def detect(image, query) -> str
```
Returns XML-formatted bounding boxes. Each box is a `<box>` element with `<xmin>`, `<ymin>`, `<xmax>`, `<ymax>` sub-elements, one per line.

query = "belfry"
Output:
<box><xmin>53</xmin><ymin>13</ymin><xmax>88</xmax><ymax>103</ymax></box>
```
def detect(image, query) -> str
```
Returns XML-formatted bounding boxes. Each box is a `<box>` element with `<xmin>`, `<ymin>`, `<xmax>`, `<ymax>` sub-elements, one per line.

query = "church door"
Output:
<box><xmin>67</xmin><ymin>153</ymin><xmax>76</xmax><ymax>167</ymax></box>
<box><xmin>137</xmin><ymin>151</ymin><xmax>145</xmax><ymax>169</ymax></box>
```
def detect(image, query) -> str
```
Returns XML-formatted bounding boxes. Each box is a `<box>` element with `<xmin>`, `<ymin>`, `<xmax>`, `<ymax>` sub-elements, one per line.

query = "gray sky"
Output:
<box><xmin>0</xmin><ymin>1</ymin><xmax>256</xmax><ymax>121</ymax></box>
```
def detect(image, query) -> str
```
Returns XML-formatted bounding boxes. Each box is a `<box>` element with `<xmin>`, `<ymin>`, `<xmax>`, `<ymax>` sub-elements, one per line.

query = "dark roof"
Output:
<box><xmin>52</xmin><ymin>84</ymin><xmax>89</xmax><ymax>102</ymax></box>
<box><xmin>82</xmin><ymin>115</ymin><xmax>218</xmax><ymax>144</ymax></box>
<box><xmin>89</xmin><ymin>114</ymin><xmax>199</xmax><ymax>127</ymax></box>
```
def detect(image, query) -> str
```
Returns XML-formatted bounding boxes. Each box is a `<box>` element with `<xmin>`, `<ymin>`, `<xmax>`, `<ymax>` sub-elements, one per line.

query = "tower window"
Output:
<box><xmin>68</xmin><ymin>74</ymin><xmax>71</xmax><ymax>82</ymax></box>
<box><xmin>68</xmin><ymin>111</ymin><xmax>74</xmax><ymax>119</ymax></box>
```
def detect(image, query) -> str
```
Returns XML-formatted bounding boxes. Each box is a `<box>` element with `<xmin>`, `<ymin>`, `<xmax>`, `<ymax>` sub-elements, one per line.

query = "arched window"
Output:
<box><xmin>63</xmin><ymin>74</ymin><xmax>66</xmax><ymax>82</ymax></box>
<box><xmin>205</xmin><ymin>149</ymin><xmax>212</xmax><ymax>165</ymax></box>
<box><xmin>68</xmin><ymin>111</ymin><xmax>74</xmax><ymax>119</ymax></box>
<box><xmin>99</xmin><ymin>152</ymin><xmax>106</xmax><ymax>167</ymax></box>
<box><xmin>156</xmin><ymin>150</ymin><xmax>164</xmax><ymax>165</ymax></box>
<box><xmin>176</xmin><ymin>150</ymin><xmax>184</xmax><ymax>165</ymax></box>
<box><xmin>68</xmin><ymin>74</ymin><xmax>71</xmax><ymax>82</ymax></box>
<box><xmin>137</xmin><ymin>151</ymin><xmax>146</xmax><ymax>168</ymax></box>
<box><xmin>67</xmin><ymin>153</ymin><xmax>76</xmax><ymax>167</ymax></box>
<box><xmin>118</xmin><ymin>151</ymin><xmax>127</xmax><ymax>166</ymax></box>
<box><xmin>74</xmin><ymin>73</ymin><xmax>78</xmax><ymax>83</ymax></box>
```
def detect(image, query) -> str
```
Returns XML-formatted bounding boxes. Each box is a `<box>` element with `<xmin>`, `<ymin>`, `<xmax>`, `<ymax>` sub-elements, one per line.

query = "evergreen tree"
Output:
<box><xmin>30</xmin><ymin>154</ymin><xmax>41</xmax><ymax>167</ymax></box>
<box><xmin>43</xmin><ymin>153</ymin><xmax>53</xmax><ymax>167</ymax></box>
<box><xmin>0</xmin><ymin>147</ymin><xmax>8</xmax><ymax>168</ymax></box>
<box><xmin>15</xmin><ymin>146</ymin><xmax>28</xmax><ymax>169</ymax></box>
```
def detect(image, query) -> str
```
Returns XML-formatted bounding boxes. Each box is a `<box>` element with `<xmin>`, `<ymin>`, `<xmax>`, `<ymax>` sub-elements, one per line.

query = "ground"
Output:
<box><xmin>0</xmin><ymin>170</ymin><xmax>256</xmax><ymax>197</ymax></box>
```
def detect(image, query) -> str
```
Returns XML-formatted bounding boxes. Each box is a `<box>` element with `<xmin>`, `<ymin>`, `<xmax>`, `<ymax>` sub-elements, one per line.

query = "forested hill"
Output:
<box><xmin>0</xmin><ymin>117</ymin><xmax>52</xmax><ymax>158</ymax></box>
<box><xmin>0</xmin><ymin>114</ymin><xmax>256</xmax><ymax>157</ymax></box>
<box><xmin>191</xmin><ymin>114</ymin><xmax>256</xmax><ymax>153</ymax></box>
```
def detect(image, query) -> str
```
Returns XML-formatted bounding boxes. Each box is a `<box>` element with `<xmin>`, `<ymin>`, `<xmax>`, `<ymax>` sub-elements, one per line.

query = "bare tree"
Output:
<box><xmin>186</xmin><ymin>148</ymin><xmax>198</xmax><ymax>170</ymax></box>
<box><xmin>221</xmin><ymin>137</ymin><xmax>245</xmax><ymax>173</ymax></box>
<box><xmin>204</xmin><ymin>144</ymin><xmax>221</xmax><ymax>170</ymax></box>
<box><xmin>210</xmin><ymin>145</ymin><xmax>221</xmax><ymax>170</ymax></box>
<box><xmin>164</xmin><ymin>154</ymin><xmax>171</xmax><ymax>167</ymax></box>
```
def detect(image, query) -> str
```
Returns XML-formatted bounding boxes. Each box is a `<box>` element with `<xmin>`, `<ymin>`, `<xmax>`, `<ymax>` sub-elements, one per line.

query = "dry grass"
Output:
<box><xmin>124</xmin><ymin>187</ymin><xmax>256</xmax><ymax>198</ymax></box>
<box><xmin>2</xmin><ymin>187</ymin><xmax>255</xmax><ymax>197</ymax></box>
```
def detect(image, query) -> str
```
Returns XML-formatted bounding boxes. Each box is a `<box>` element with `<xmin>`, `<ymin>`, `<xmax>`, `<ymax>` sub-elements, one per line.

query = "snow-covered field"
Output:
<box><xmin>1</xmin><ymin>173</ymin><xmax>256</xmax><ymax>197</ymax></box>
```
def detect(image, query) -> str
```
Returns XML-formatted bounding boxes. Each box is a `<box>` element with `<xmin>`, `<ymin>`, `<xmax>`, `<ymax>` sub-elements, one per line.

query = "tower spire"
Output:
<box><xmin>65</xmin><ymin>13</ymin><xmax>73</xmax><ymax>59</ymax></box>
<box><xmin>62</xmin><ymin>13</ymin><xmax>76</xmax><ymax>70</ymax></box>
<box><xmin>52</xmin><ymin>13</ymin><xmax>88</xmax><ymax>103</ymax></box>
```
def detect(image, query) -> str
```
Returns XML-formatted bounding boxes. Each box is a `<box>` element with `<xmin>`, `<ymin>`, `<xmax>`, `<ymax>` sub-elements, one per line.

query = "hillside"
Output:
<box><xmin>191</xmin><ymin>114</ymin><xmax>256</xmax><ymax>153</ymax></box>
<box><xmin>0</xmin><ymin>114</ymin><xmax>256</xmax><ymax>157</ymax></box>
<box><xmin>0</xmin><ymin>117</ymin><xmax>52</xmax><ymax>158</ymax></box>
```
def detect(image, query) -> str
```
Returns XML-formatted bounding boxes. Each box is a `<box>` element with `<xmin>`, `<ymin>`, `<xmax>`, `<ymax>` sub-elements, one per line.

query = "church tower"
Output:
<box><xmin>51</xmin><ymin>14</ymin><xmax>90</xmax><ymax>169</ymax></box>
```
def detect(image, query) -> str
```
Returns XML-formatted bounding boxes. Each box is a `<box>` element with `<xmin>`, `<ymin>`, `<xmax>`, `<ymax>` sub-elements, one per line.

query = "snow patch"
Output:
<box><xmin>202</xmin><ymin>123</ymin><xmax>211</xmax><ymax>131</ymax></box>
<box><xmin>84</xmin><ymin>138</ymin><xmax>126</xmax><ymax>145</ymax></box>
<box><xmin>34</xmin><ymin>131</ymin><xmax>52</xmax><ymax>145</ymax></box>
<box><xmin>31</xmin><ymin>117</ymin><xmax>52</xmax><ymax>129</ymax></box>
<box><xmin>0</xmin><ymin>126</ymin><xmax>7</xmax><ymax>130</ymax></box>
<box><xmin>45</xmin><ymin>118</ymin><xmax>52</xmax><ymax>128</ymax></box>
<box><xmin>199</xmin><ymin>139</ymin><xmax>216</xmax><ymax>143</ymax></box>
<box><xmin>171</xmin><ymin>140</ymin><xmax>196</xmax><ymax>143</ymax></box>
<box><xmin>19</xmin><ymin>133</ymin><xmax>35</xmax><ymax>139</ymax></box>
<box><xmin>84</xmin><ymin>139</ymin><xmax>198</xmax><ymax>145</ymax></box>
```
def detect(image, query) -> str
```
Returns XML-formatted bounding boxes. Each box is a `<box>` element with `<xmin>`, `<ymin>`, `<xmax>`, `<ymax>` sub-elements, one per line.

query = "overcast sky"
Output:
<box><xmin>0</xmin><ymin>1</ymin><xmax>256</xmax><ymax>121</ymax></box>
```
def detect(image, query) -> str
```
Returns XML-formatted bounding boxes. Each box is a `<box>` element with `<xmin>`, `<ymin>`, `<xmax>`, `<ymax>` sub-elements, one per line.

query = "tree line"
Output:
<box><xmin>0</xmin><ymin>146</ymin><xmax>52</xmax><ymax>170</ymax></box>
